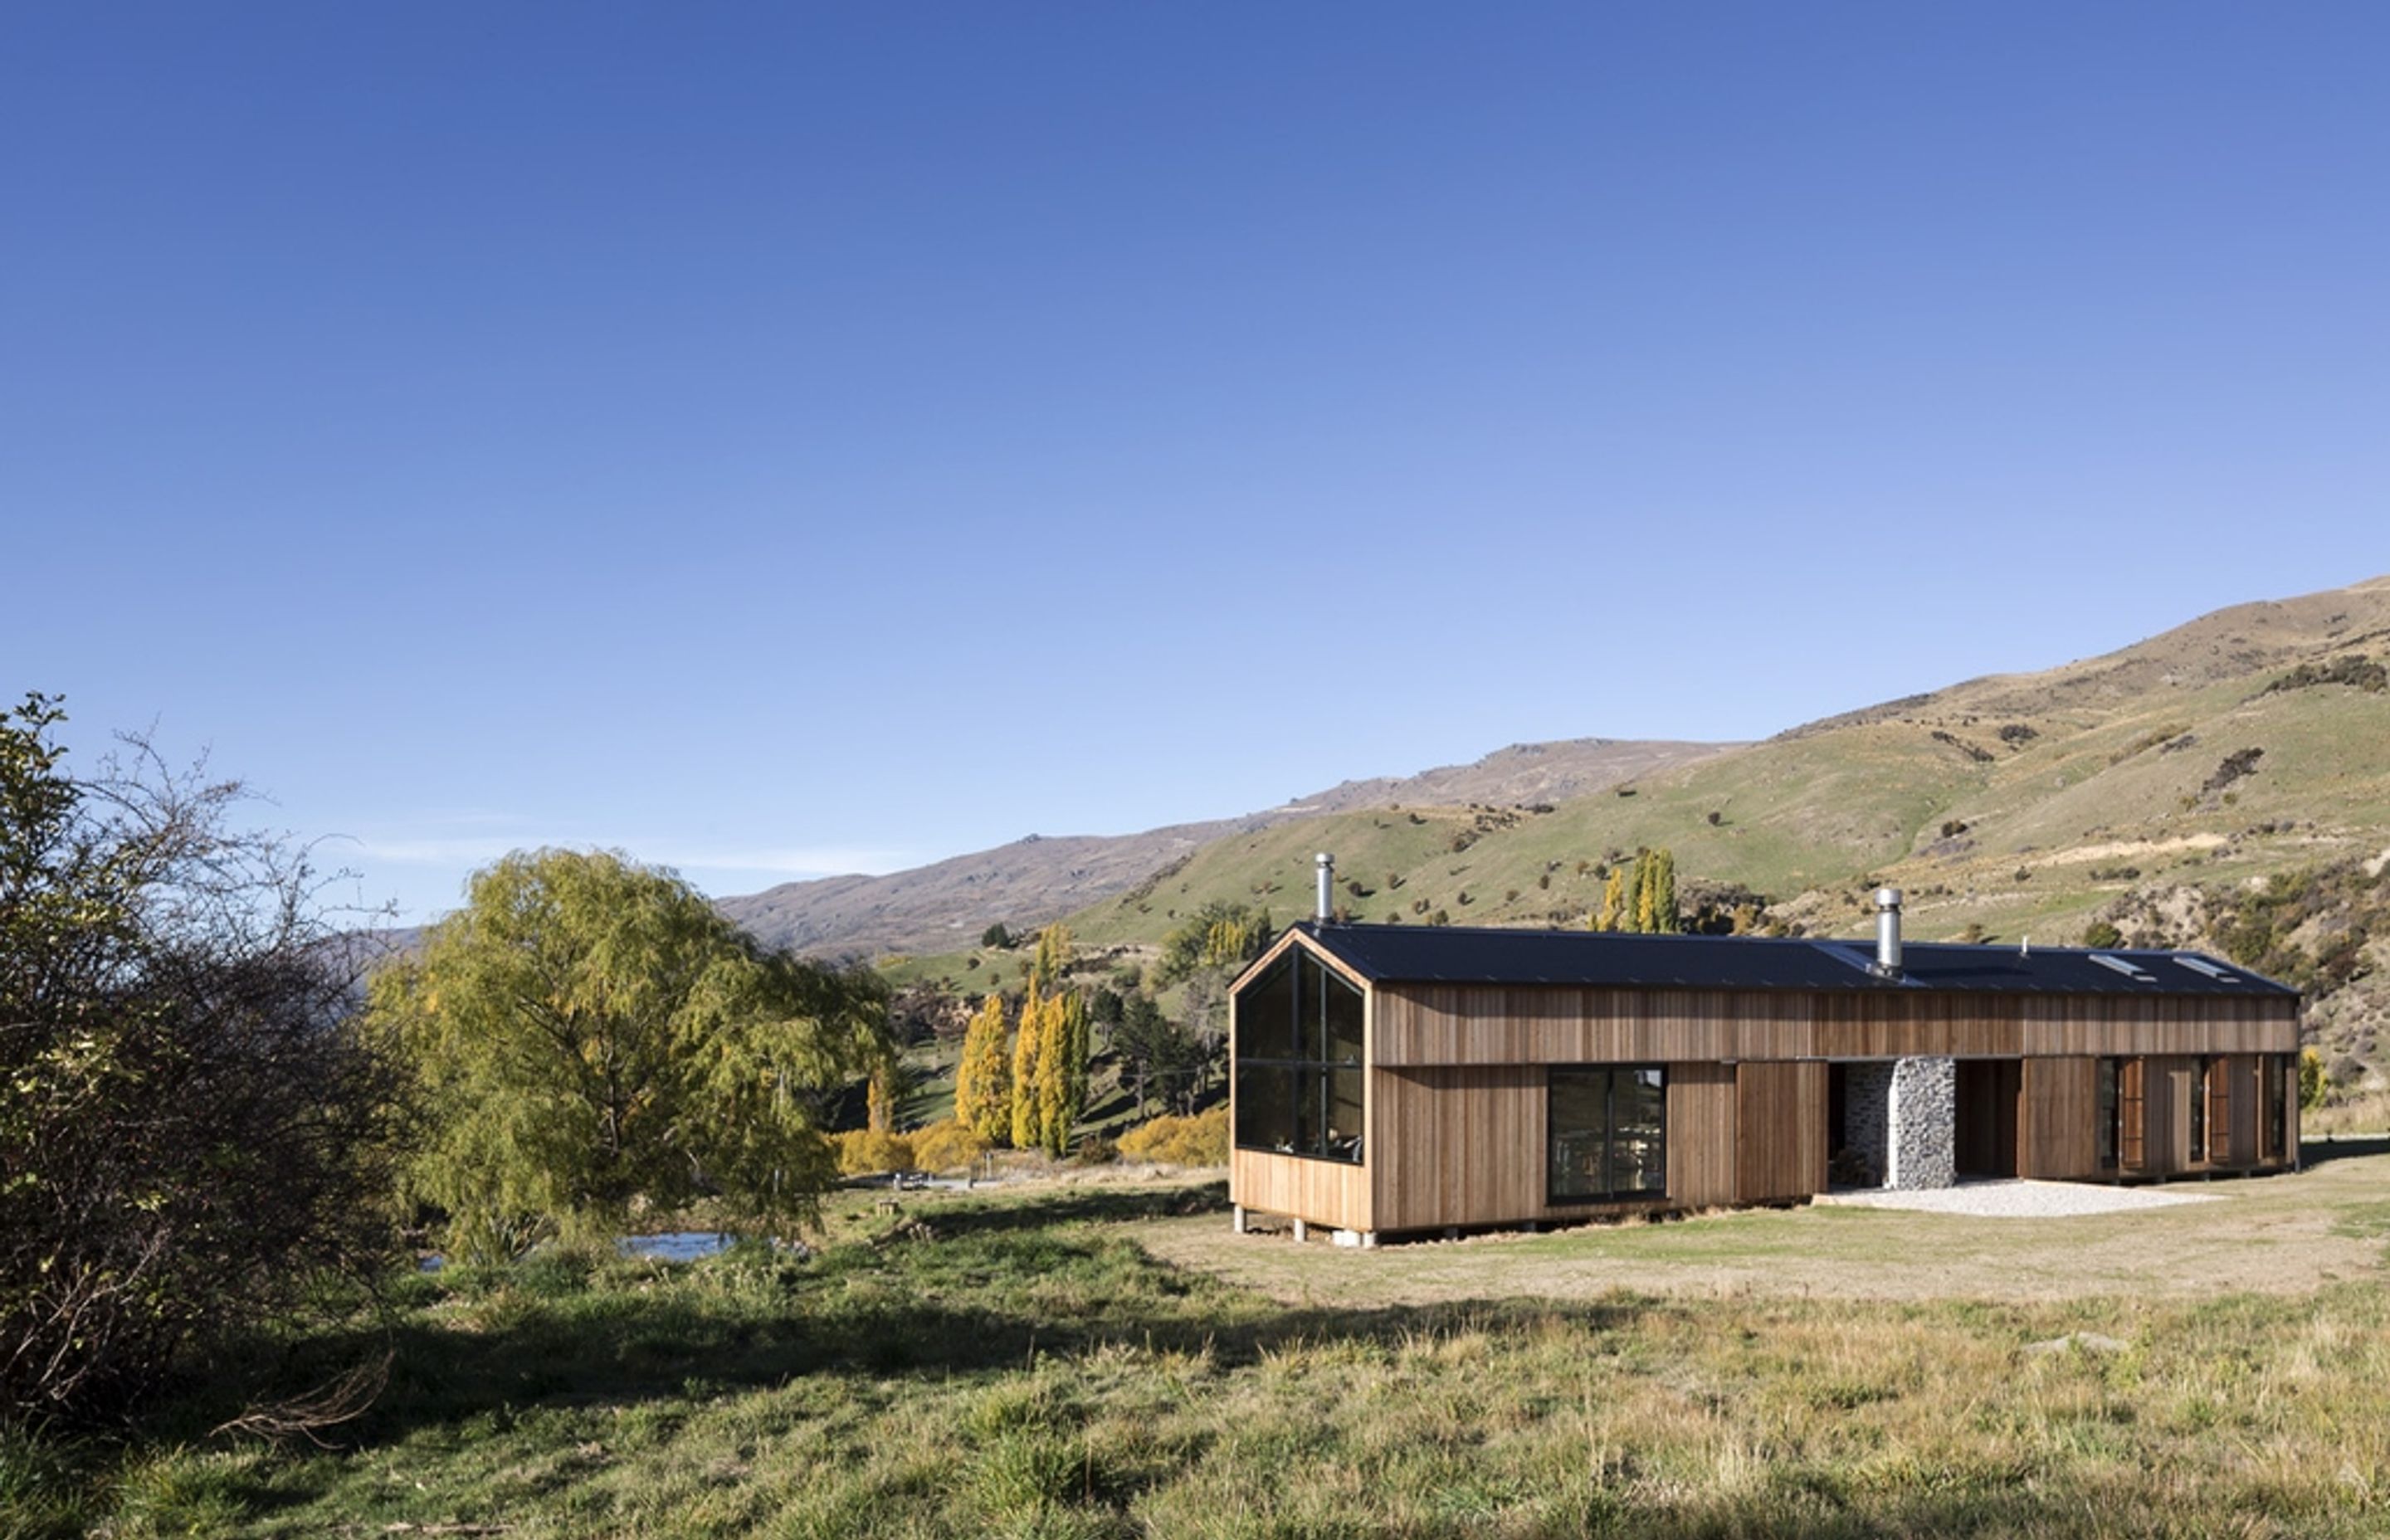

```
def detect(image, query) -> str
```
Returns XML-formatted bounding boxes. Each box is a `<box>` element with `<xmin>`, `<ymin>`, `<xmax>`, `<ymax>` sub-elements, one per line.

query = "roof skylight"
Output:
<box><xmin>2086</xmin><ymin>953</ymin><xmax>2158</xmax><ymax>983</ymax></box>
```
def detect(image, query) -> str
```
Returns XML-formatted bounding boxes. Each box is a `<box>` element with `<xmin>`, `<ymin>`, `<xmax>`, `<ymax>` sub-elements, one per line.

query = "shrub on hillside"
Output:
<box><xmin>910</xmin><ymin>1118</ymin><xmax>991</xmax><ymax>1174</ymax></box>
<box><xmin>832</xmin><ymin>1128</ymin><xmax>917</xmax><ymax>1176</ymax></box>
<box><xmin>2263</xmin><ymin>655</ymin><xmax>2388</xmax><ymax>696</ymax></box>
<box><xmin>1117</xmin><ymin>1107</ymin><xmax>1229</xmax><ymax>1167</ymax></box>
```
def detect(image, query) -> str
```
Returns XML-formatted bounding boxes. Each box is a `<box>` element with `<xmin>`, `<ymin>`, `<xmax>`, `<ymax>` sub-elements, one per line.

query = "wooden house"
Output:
<box><xmin>1227</xmin><ymin>880</ymin><xmax>2300</xmax><ymax>1244</ymax></box>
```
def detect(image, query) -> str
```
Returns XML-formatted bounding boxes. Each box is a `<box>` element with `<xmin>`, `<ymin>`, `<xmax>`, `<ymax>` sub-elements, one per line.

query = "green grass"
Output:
<box><xmin>16</xmin><ymin>1172</ymin><xmax>2390</xmax><ymax>1538</ymax></box>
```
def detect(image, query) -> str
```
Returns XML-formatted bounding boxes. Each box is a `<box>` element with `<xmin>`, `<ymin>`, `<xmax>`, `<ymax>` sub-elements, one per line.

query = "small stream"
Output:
<box><xmin>418</xmin><ymin>1231</ymin><xmax>744</xmax><ymax>1271</ymax></box>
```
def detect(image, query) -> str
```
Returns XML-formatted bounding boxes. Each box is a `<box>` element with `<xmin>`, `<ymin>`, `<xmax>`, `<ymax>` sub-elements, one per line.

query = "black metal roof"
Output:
<box><xmin>1286</xmin><ymin>922</ymin><xmax>2296</xmax><ymax>998</ymax></box>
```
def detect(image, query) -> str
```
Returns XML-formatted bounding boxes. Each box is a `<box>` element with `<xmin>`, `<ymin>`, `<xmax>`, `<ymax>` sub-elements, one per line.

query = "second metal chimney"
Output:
<box><xmin>1316</xmin><ymin>853</ymin><xmax>1335</xmax><ymax>924</ymax></box>
<box><xmin>1874</xmin><ymin>886</ymin><xmax>1904</xmax><ymax>975</ymax></box>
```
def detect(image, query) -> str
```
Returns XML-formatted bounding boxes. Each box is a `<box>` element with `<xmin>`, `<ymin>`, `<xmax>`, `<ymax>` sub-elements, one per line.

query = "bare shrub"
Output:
<box><xmin>1</xmin><ymin>696</ymin><xmax>403</xmax><ymax>1424</ymax></box>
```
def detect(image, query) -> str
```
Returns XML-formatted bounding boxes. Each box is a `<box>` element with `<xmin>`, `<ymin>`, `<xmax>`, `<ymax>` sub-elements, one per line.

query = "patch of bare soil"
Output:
<box><xmin>1132</xmin><ymin>1153</ymin><xmax>2389</xmax><ymax>1306</ymax></box>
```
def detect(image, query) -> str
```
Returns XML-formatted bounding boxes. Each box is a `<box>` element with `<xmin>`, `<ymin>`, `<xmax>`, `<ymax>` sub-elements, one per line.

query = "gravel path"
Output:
<box><xmin>1815</xmin><ymin>1178</ymin><xmax>2220</xmax><ymax>1217</ymax></box>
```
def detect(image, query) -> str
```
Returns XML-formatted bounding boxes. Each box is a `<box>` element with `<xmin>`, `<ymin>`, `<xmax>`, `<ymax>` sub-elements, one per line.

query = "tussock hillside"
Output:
<box><xmin>717</xmin><ymin>738</ymin><xmax>1729</xmax><ymax>958</ymax></box>
<box><xmin>882</xmin><ymin>575</ymin><xmax>2390</xmax><ymax>1090</ymax></box>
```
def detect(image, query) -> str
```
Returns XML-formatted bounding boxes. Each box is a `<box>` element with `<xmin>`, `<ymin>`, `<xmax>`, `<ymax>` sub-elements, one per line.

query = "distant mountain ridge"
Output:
<box><xmin>728</xmin><ymin>577</ymin><xmax>2390</xmax><ymax>966</ymax></box>
<box><xmin>395</xmin><ymin>574</ymin><xmax>2390</xmax><ymax>1089</ymax></box>
<box><xmin>714</xmin><ymin>738</ymin><xmax>1734</xmax><ymax>958</ymax></box>
<box><xmin>953</xmin><ymin>572</ymin><xmax>2383</xmax><ymax>1092</ymax></box>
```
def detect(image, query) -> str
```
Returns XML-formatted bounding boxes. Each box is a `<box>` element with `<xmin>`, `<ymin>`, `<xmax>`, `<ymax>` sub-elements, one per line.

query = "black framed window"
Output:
<box><xmin>2261</xmin><ymin>1053</ymin><xmax>2289</xmax><ymax>1162</ymax></box>
<box><xmin>1548</xmin><ymin>1065</ymin><xmax>1666</xmax><ymax>1203</ymax></box>
<box><xmin>1234</xmin><ymin>949</ymin><xmax>1365</xmax><ymax>1163</ymax></box>
<box><xmin>2189</xmin><ymin>1055</ymin><xmax>2212</xmax><ymax>1164</ymax></box>
<box><xmin>2096</xmin><ymin>1059</ymin><xmax>2120</xmax><ymax>1171</ymax></box>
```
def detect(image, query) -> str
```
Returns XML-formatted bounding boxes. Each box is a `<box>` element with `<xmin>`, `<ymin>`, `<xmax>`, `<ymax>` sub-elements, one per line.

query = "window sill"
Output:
<box><xmin>1235</xmin><ymin>1145</ymin><xmax>1363</xmax><ymax>1167</ymax></box>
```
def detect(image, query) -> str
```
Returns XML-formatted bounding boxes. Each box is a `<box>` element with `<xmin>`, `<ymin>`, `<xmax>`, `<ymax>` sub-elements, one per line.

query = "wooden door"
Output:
<box><xmin>1734</xmin><ymin>1061</ymin><xmax>1827</xmax><ymax>1202</ymax></box>
<box><xmin>2203</xmin><ymin>1058</ymin><xmax>2230</xmax><ymax>1165</ymax></box>
<box><xmin>2119</xmin><ymin>1059</ymin><xmax>2145</xmax><ymax>1171</ymax></box>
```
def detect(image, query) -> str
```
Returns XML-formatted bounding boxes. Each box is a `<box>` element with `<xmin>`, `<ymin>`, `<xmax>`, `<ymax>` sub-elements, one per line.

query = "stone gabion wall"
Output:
<box><xmin>1843</xmin><ymin>1062</ymin><xmax>1895</xmax><ymax>1186</ymax></box>
<box><xmin>1887</xmin><ymin>1055</ymin><xmax>1957</xmax><ymax>1190</ymax></box>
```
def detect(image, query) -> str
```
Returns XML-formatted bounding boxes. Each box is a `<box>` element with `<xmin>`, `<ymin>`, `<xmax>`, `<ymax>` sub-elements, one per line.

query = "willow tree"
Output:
<box><xmin>1156</xmin><ymin>900</ymin><xmax>1274</xmax><ymax>984</ymax></box>
<box><xmin>369</xmin><ymin>848</ymin><xmax>888</xmax><ymax>1256</ymax></box>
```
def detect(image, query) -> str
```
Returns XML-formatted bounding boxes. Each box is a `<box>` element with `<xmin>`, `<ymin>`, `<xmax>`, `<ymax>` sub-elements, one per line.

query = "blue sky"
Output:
<box><xmin>7</xmin><ymin>4</ymin><xmax>2386</xmax><ymax>922</ymax></box>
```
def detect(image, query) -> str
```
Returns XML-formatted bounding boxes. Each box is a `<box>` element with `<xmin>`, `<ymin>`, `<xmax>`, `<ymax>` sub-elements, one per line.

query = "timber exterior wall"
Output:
<box><xmin>2021</xmin><ymin>1056</ymin><xmax>2101</xmax><ymax>1179</ymax></box>
<box><xmin>1368</xmin><ymin>1065</ymin><xmax>1541</xmax><ymax>1232</ymax></box>
<box><xmin>2227</xmin><ymin>1055</ymin><xmax>2257</xmax><ymax>1167</ymax></box>
<box><xmin>1229</xmin><ymin>933</ymin><xmax>2300</xmax><ymax>1235</ymax></box>
<box><xmin>1367</xmin><ymin>1063</ymin><xmax>1742</xmax><ymax>1231</ymax></box>
<box><xmin>1373</xmin><ymin>985</ymin><xmax>2299</xmax><ymax>1066</ymax></box>
<box><xmin>1668</xmin><ymin>1062</ymin><xmax>1739</xmax><ymax>1209</ymax></box>
<box><xmin>1231</xmin><ymin>1148</ymin><xmax>1369</xmax><ymax>1232</ymax></box>
<box><xmin>1734</xmin><ymin>1060</ymin><xmax>1827</xmax><ymax>1202</ymax></box>
<box><xmin>2144</xmin><ymin>1056</ymin><xmax>2192</xmax><ymax>1174</ymax></box>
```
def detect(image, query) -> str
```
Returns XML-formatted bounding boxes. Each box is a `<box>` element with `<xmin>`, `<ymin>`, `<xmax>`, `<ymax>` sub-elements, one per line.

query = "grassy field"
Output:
<box><xmin>11</xmin><ymin>1153</ymin><xmax>2389</xmax><ymax>1539</ymax></box>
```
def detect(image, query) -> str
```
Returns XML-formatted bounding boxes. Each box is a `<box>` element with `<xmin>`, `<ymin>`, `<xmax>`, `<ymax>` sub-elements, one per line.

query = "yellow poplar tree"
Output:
<box><xmin>866</xmin><ymin>1065</ymin><xmax>895</xmax><ymax>1133</ymax></box>
<box><xmin>1035</xmin><ymin>989</ymin><xmax>1090</xmax><ymax>1157</ymax></box>
<box><xmin>1010</xmin><ymin>978</ymin><xmax>1046</xmax><ymax>1152</ymax></box>
<box><xmin>1594</xmin><ymin>867</ymin><xmax>1627</xmax><ymax>931</ymax></box>
<box><xmin>1031</xmin><ymin>923</ymin><xmax>1071</xmax><ymax>992</ymax></box>
<box><xmin>1650</xmin><ymin>848</ymin><xmax>1680</xmax><ymax>933</ymax></box>
<box><xmin>954</xmin><ymin>992</ymin><xmax>1011</xmax><ymax>1144</ymax></box>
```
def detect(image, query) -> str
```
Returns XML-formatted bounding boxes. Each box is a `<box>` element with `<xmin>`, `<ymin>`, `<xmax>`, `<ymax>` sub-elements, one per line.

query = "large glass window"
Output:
<box><xmin>2097</xmin><ymin>1059</ymin><xmax>2120</xmax><ymax>1171</ymax></box>
<box><xmin>2190</xmin><ymin>1056</ymin><xmax>2213</xmax><ymax>1164</ymax></box>
<box><xmin>1233</xmin><ymin>949</ymin><xmax>1365</xmax><ymax>1163</ymax></box>
<box><xmin>2261</xmin><ymin>1053</ymin><xmax>2289</xmax><ymax>1162</ymax></box>
<box><xmin>1548</xmin><ymin>1065</ymin><xmax>1667</xmax><ymax>1203</ymax></box>
<box><xmin>1238</xmin><ymin>954</ymin><xmax>1297</xmax><ymax>1061</ymax></box>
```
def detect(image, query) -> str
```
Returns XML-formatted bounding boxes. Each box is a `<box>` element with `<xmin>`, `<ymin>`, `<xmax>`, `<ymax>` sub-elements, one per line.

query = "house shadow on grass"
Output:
<box><xmin>2300</xmin><ymin>1134</ymin><xmax>2390</xmax><ymax>1167</ymax></box>
<box><xmin>905</xmin><ymin>1177</ymin><xmax>1231</xmax><ymax>1240</ymax></box>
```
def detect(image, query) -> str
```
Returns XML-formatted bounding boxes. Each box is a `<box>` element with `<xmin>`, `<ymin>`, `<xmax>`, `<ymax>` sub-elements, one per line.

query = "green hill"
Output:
<box><xmin>885</xmin><ymin>575</ymin><xmax>2390</xmax><ymax>1094</ymax></box>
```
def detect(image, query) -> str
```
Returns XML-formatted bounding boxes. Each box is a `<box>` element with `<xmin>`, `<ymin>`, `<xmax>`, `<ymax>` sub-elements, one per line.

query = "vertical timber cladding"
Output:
<box><xmin>1733</xmin><ymin>1060</ymin><xmax>1827</xmax><ymax>1203</ymax></box>
<box><xmin>1368</xmin><ymin>1065</ymin><xmax>1542</xmax><ymax>1232</ymax></box>
<box><xmin>2021</xmin><ymin>1057</ymin><xmax>2101</xmax><ymax>1180</ymax></box>
<box><xmin>1373</xmin><ymin>985</ymin><xmax>1822</xmax><ymax>1065</ymax></box>
<box><xmin>2227</xmin><ymin>1054</ymin><xmax>2260</xmax><ymax>1167</ymax></box>
<box><xmin>1350</xmin><ymin>971</ymin><xmax>2301</xmax><ymax>1226</ymax></box>
<box><xmin>2143</xmin><ymin>1056</ymin><xmax>2195</xmax><ymax>1175</ymax></box>
<box><xmin>2119</xmin><ymin>1059</ymin><xmax>2147</xmax><ymax>1170</ymax></box>
<box><xmin>1367</xmin><ymin>1062</ymin><xmax>1741</xmax><ymax>1231</ymax></box>
<box><xmin>2018</xmin><ymin>995</ymin><xmax>2301</xmax><ymax>1056</ymax></box>
<box><xmin>1667</xmin><ymin>1061</ymin><xmax>1738</xmax><ymax>1208</ymax></box>
<box><xmin>1373</xmin><ymin>984</ymin><xmax>2300</xmax><ymax>1068</ymax></box>
<box><xmin>1229</xmin><ymin>1148</ymin><xmax>1370</xmax><ymax>1232</ymax></box>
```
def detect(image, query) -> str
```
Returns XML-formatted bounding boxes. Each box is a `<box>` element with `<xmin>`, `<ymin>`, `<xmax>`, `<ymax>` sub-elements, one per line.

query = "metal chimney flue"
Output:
<box><xmin>1316</xmin><ymin>853</ymin><xmax>1335</xmax><ymax>925</ymax></box>
<box><xmin>1874</xmin><ymin>887</ymin><xmax>1904</xmax><ymax>976</ymax></box>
